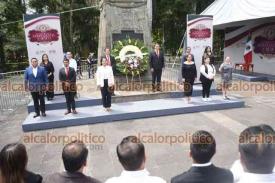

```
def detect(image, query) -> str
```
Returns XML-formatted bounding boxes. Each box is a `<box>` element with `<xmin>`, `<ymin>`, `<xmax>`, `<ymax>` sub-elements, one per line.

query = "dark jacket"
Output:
<box><xmin>24</xmin><ymin>170</ymin><xmax>43</xmax><ymax>183</ymax></box>
<box><xmin>43</xmin><ymin>172</ymin><xmax>101</xmax><ymax>183</ymax></box>
<box><xmin>101</xmin><ymin>55</ymin><xmax>116</xmax><ymax>74</ymax></box>
<box><xmin>149</xmin><ymin>50</ymin><xmax>165</xmax><ymax>70</ymax></box>
<box><xmin>171</xmin><ymin>164</ymin><xmax>233</xmax><ymax>183</ymax></box>
<box><xmin>40</xmin><ymin>61</ymin><xmax>55</xmax><ymax>80</ymax></box>
<box><xmin>59</xmin><ymin>67</ymin><xmax>76</xmax><ymax>92</ymax></box>
<box><xmin>24</xmin><ymin>66</ymin><xmax>49</xmax><ymax>92</ymax></box>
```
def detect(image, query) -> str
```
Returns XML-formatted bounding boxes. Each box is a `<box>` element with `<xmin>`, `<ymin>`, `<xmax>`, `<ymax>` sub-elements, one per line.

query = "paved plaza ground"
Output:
<box><xmin>0</xmin><ymin>79</ymin><xmax>275</xmax><ymax>182</ymax></box>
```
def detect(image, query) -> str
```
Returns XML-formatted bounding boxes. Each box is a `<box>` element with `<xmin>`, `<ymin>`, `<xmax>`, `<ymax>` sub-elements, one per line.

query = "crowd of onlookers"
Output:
<box><xmin>0</xmin><ymin>124</ymin><xmax>274</xmax><ymax>183</ymax></box>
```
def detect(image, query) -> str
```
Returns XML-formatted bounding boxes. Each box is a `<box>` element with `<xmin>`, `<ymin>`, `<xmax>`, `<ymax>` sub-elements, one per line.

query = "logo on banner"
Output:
<box><xmin>28</xmin><ymin>24</ymin><xmax>59</xmax><ymax>45</ymax></box>
<box><xmin>189</xmin><ymin>24</ymin><xmax>211</xmax><ymax>40</ymax></box>
<box><xmin>254</xmin><ymin>27</ymin><xmax>275</xmax><ymax>56</ymax></box>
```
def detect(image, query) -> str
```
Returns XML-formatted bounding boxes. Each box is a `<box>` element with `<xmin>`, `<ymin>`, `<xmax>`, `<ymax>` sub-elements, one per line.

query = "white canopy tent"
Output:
<box><xmin>201</xmin><ymin>0</ymin><xmax>275</xmax><ymax>29</ymax></box>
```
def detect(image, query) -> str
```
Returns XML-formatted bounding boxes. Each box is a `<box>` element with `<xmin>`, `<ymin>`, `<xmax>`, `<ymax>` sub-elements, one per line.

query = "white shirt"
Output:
<box><xmin>69</xmin><ymin>58</ymin><xmax>77</xmax><ymax>72</ymax></box>
<box><xmin>105</xmin><ymin>169</ymin><xmax>166</xmax><ymax>183</ymax></box>
<box><xmin>96</xmin><ymin>65</ymin><xmax>115</xmax><ymax>87</ymax></box>
<box><xmin>200</xmin><ymin>64</ymin><xmax>216</xmax><ymax>79</ymax></box>
<box><xmin>33</xmin><ymin>67</ymin><xmax>38</xmax><ymax>77</ymax></box>
<box><xmin>237</xmin><ymin>172</ymin><xmax>275</xmax><ymax>183</ymax></box>
<box><xmin>192</xmin><ymin>162</ymin><xmax>212</xmax><ymax>167</ymax></box>
<box><xmin>231</xmin><ymin>160</ymin><xmax>275</xmax><ymax>182</ymax></box>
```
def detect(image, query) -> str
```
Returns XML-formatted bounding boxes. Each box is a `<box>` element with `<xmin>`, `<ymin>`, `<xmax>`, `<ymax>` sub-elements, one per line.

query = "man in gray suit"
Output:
<box><xmin>43</xmin><ymin>140</ymin><xmax>101</xmax><ymax>183</ymax></box>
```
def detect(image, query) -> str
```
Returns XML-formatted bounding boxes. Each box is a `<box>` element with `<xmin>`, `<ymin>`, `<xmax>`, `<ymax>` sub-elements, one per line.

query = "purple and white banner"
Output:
<box><xmin>186</xmin><ymin>15</ymin><xmax>213</xmax><ymax>78</ymax></box>
<box><xmin>24</xmin><ymin>14</ymin><xmax>64</xmax><ymax>80</ymax></box>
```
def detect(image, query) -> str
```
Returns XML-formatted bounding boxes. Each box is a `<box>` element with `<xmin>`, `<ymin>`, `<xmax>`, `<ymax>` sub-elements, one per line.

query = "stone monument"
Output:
<box><xmin>98</xmin><ymin>0</ymin><xmax>153</xmax><ymax>58</ymax></box>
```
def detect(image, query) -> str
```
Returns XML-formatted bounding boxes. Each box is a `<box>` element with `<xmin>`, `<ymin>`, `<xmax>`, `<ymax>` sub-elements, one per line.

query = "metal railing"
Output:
<box><xmin>0</xmin><ymin>70</ymin><xmax>30</xmax><ymax>111</ymax></box>
<box><xmin>162</xmin><ymin>56</ymin><xmax>182</xmax><ymax>83</ymax></box>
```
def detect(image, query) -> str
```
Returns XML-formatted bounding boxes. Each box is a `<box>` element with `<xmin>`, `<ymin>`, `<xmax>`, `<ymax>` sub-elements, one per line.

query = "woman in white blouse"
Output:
<box><xmin>200</xmin><ymin>57</ymin><xmax>216</xmax><ymax>101</ymax></box>
<box><xmin>96</xmin><ymin>57</ymin><xmax>115</xmax><ymax>111</ymax></box>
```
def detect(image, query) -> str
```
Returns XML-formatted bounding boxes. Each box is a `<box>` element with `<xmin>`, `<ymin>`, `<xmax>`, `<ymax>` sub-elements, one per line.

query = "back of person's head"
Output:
<box><xmin>190</xmin><ymin>130</ymin><xmax>216</xmax><ymax>164</ymax></box>
<box><xmin>0</xmin><ymin>143</ymin><xmax>28</xmax><ymax>183</ymax></box>
<box><xmin>62</xmin><ymin>140</ymin><xmax>88</xmax><ymax>173</ymax></box>
<box><xmin>239</xmin><ymin>124</ymin><xmax>275</xmax><ymax>174</ymax></box>
<box><xmin>117</xmin><ymin>136</ymin><xmax>145</xmax><ymax>171</ymax></box>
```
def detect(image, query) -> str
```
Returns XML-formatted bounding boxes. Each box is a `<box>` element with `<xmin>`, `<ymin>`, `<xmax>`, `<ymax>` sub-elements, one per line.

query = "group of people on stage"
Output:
<box><xmin>24</xmin><ymin>49</ymin><xmax>116</xmax><ymax>118</ymax></box>
<box><xmin>1</xmin><ymin>124</ymin><xmax>274</xmax><ymax>183</ymax></box>
<box><xmin>24</xmin><ymin>44</ymin><xmax>233</xmax><ymax>118</ymax></box>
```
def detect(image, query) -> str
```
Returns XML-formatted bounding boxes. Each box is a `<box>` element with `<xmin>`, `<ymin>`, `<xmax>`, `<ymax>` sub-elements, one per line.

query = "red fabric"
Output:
<box><xmin>66</xmin><ymin>67</ymin><xmax>69</xmax><ymax>79</ymax></box>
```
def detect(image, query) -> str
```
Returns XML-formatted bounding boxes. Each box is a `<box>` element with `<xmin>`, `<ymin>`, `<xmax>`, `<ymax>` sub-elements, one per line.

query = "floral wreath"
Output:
<box><xmin>112</xmin><ymin>38</ymin><xmax>149</xmax><ymax>76</ymax></box>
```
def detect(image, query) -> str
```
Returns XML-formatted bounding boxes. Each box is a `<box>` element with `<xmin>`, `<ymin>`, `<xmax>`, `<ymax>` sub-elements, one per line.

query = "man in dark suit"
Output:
<box><xmin>149</xmin><ymin>43</ymin><xmax>165</xmax><ymax>92</ymax></box>
<box><xmin>43</xmin><ymin>140</ymin><xmax>101</xmax><ymax>183</ymax></box>
<box><xmin>171</xmin><ymin>130</ymin><xmax>233</xmax><ymax>183</ymax></box>
<box><xmin>24</xmin><ymin>58</ymin><xmax>48</xmax><ymax>118</ymax></box>
<box><xmin>182</xmin><ymin>47</ymin><xmax>195</xmax><ymax>63</ymax></box>
<box><xmin>102</xmin><ymin>47</ymin><xmax>116</xmax><ymax>75</ymax></box>
<box><xmin>59</xmin><ymin>58</ymin><xmax>77</xmax><ymax>115</ymax></box>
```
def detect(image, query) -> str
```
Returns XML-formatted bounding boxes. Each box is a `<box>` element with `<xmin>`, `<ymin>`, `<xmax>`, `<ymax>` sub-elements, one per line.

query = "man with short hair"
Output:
<box><xmin>102</xmin><ymin>48</ymin><xmax>116</xmax><ymax>74</ymax></box>
<box><xmin>43</xmin><ymin>140</ymin><xmax>101</xmax><ymax>183</ymax></box>
<box><xmin>149</xmin><ymin>43</ymin><xmax>165</xmax><ymax>92</ymax></box>
<box><xmin>182</xmin><ymin>46</ymin><xmax>195</xmax><ymax>63</ymax></box>
<box><xmin>67</xmin><ymin>52</ymin><xmax>78</xmax><ymax>73</ymax></box>
<box><xmin>171</xmin><ymin>130</ymin><xmax>233</xmax><ymax>183</ymax></box>
<box><xmin>105</xmin><ymin>136</ymin><xmax>166</xmax><ymax>183</ymax></box>
<box><xmin>24</xmin><ymin>58</ymin><xmax>48</xmax><ymax>118</ymax></box>
<box><xmin>236</xmin><ymin>125</ymin><xmax>275</xmax><ymax>183</ymax></box>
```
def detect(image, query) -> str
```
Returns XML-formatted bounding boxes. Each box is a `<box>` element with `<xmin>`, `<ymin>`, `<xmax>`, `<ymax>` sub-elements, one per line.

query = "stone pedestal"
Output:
<box><xmin>98</xmin><ymin>0</ymin><xmax>152</xmax><ymax>58</ymax></box>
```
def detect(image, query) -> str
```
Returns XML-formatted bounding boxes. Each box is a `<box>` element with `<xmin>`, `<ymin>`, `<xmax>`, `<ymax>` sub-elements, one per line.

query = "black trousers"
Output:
<box><xmin>202</xmin><ymin>80</ymin><xmax>213</xmax><ymax>98</ymax></box>
<box><xmin>46</xmin><ymin>77</ymin><xmax>54</xmax><ymax>99</ymax></box>
<box><xmin>100</xmin><ymin>79</ymin><xmax>111</xmax><ymax>108</ymax></box>
<box><xmin>184</xmin><ymin>78</ymin><xmax>195</xmax><ymax>97</ymax></box>
<box><xmin>64</xmin><ymin>91</ymin><xmax>76</xmax><ymax>112</ymax></box>
<box><xmin>152</xmin><ymin>69</ymin><xmax>162</xmax><ymax>85</ymax></box>
<box><xmin>31</xmin><ymin>91</ymin><xmax>45</xmax><ymax>114</ymax></box>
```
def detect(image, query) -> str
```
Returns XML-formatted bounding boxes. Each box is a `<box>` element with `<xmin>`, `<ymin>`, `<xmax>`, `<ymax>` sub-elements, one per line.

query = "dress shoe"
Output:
<box><xmin>33</xmin><ymin>114</ymin><xmax>40</xmax><ymax>118</ymax></box>
<box><xmin>42</xmin><ymin>113</ymin><xmax>46</xmax><ymax>117</ymax></box>
<box><xmin>65</xmin><ymin>111</ymin><xmax>71</xmax><ymax>115</ymax></box>
<box><xmin>72</xmin><ymin>110</ymin><xmax>78</xmax><ymax>114</ymax></box>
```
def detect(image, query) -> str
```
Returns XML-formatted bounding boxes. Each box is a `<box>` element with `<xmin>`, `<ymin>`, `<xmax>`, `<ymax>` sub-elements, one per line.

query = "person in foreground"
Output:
<box><xmin>171</xmin><ymin>130</ymin><xmax>233</xmax><ymax>183</ymax></box>
<box><xmin>24</xmin><ymin>57</ymin><xmax>48</xmax><ymax>118</ymax></box>
<box><xmin>219</xmin><ymin>56</ymin><xmax>233</xmax><ymax>100</ymax></box>
<box><xmin>234</xmin><ymin>124</ymin><xmax>275</xmax><ymax>183</ymax></box>
<box><xmin>43</xmin><ymin>140</ymin><xmax>101</xmax><ymax>183</ymax></box>
<box><xmin>96</xmin><ymin>57</ymin><xmax>115</xmax><ymax>112</ymax></box>
<box><xmin>182</xmin><ymin>54</ymin><xmax>197</xmax><ymax>103</ymax></box>
<box><xmin>200</xmin><ymin>57</ymin><xmax>216</xmax><ymax>102</ymax></box>
<box><xmin>59</xmin><ymin>58</ymin><xmax>77</xmax><ymax>115</ymax></box>
<box><xmin>0</xmin><ymin>143</ymin><xmax>42</xmax><ymax>183</ymax></box>
<box><xmin>105</xmin><ymin>136</ymin><xmax>166</xmax><ymax>183</ymax></box>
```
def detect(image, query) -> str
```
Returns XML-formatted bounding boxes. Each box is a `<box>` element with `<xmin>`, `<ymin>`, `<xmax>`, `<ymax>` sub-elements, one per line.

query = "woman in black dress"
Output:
<box><xmin>40</xmin><ymin>54</ymin><xmax>55</xmax><ymax>100</ymax></box>
<box><xmin>0</xmin><ymin>143</ymin><xmax>42</xmax><ymax>183</ymax></box>
<box><xmin>182</xmin><ymin>54</ymin><xmax>197</xmax><ymax>103</ymax></box>
<box><xmin>202</xmin><ymin>46</ymin><xmax>214</xmax><ymax>65</ymax></box>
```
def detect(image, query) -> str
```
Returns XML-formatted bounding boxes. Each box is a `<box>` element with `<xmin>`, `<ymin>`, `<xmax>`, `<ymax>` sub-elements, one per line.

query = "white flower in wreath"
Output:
<box><xmin>118</xmin><ymin>45</ymin><xmax>144</xmax><ymax>62</ymax></box>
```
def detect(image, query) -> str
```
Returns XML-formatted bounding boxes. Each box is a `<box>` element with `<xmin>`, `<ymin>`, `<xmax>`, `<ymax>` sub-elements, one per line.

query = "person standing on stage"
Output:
<box><xmin>182</xmin><ymin>54</ymin><xmax>197</xmax><ymax>103</ymax></box>
<box><xmin>219</xmin><ymin>56</ymin><xmax>233</xmax><ymax>100</ymax></box>
<box><xmin>40</xmin><ymin>54</ymin><xmax>55</xmax><ymax>101</ymax></box>
<box><xmin>24</xmin><ymin>58</ymin><xmax>48</xmax><ymax>118</ymax></box>
<box><xmin>202</xmin><ymin>46</ymin><xmax>215</xmax><ymax>65</ymax></box>
<box><xmin>102</xmin><ymin>47</ymin><xmax>116</xmax><ymax>75</ymax></box>
<box><xmin>200</xmin><ymin>57</ymin><xmax>216</xmax><ymax>101</ymax></box>
<box><xmin>182</xmin><ymin>46</ymin><xmax>195</xmax><ymax>63</ymax></box>
<box><xmin>96</xmin><ymin>57</ymin><xmax>115</xmax><ymax>112</ymax></box>
<box><xmin>59</xmin><ymin>58</ymin><xmax>77</xmax><ymax>115</ymax></box>
<box><xmin>66</xmin><ymin>52</ymin><xmax>78</xmax><ymax>73</ymax></box>
<box><xmin>149</xmin><ymin>43</ymin><xmax>165</xmax><ymax>92</ymax></box>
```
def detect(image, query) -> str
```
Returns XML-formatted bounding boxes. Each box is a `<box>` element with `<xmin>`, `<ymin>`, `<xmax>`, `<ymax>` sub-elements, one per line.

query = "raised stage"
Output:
<box><xmin>22</xmin><ymin>85</ymin><xmax>245</xmax><ymax>132</ymax></box>
<box><xmin>233</xmin><ymin>71</ymin><xmax>275</xmax><ymax>82</ymax></box>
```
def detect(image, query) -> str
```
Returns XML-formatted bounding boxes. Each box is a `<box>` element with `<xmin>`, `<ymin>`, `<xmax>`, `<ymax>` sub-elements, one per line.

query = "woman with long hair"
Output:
<box><xmin>40</xmin><ymin>54</ymin><xmax>55</xmax><ymax>100</ymax></box>
<box><xmin>181</xmin><ymin>54</ymin><xmax>197</xmax><ymax>103</ymax></box>
<box><xmin>0</xmin><ymin>143</ymin><xmax>42</xmax><ymax>183</ymax></box>
<box><xmin>202</xmin><ymin>46</ymin><xmax>215</xmax><ymax>65</ymax></box>
<box><xmin>96</xmin><ymin>57</ymin><xmax>115</xmax><ymax>111</ymax></box>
